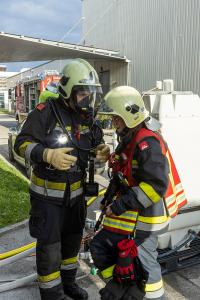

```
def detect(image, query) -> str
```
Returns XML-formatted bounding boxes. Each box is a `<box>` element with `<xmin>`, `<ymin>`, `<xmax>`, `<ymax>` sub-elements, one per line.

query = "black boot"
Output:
<box><xmin>39</xmin><ymin>283</ymin><xmax>67</xmax><ymax>300</ymax></box>
<box><xmin>63</xmin><ymin>282</ymin><xmax>88</xmax><ymax>300</ymax></box>
<box><xmin>61</xmin><ymin>268</ymin><xmax>88</xmax><ymax>300</ymax></box>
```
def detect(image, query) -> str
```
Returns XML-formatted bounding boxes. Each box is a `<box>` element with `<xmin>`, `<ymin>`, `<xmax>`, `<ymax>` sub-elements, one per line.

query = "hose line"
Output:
<box><xmin>0</xmin><ymin>242</ymin><xmax>36</xmax><ymax>260</ymax></box>
<box><xmin>0</xmin><ymin>247</ymin><xmax>35</xmax><ymax>267</ymax></box>
<box><xmin>86</xmin><ymin>188</ymin><xmax>106</xmax><ymax>207</ymax></box>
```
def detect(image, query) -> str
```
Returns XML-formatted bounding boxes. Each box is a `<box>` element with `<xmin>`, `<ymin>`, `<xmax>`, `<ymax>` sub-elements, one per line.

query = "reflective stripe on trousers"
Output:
<box><xmin>61</xmin><ymin>256</ymin><xmax>78</xmax><ymax>270</ymax></box>
<box><xmin>38</xmin><ymin>271</ymin><xmax>62</xmax><ymax>289</ymax></box>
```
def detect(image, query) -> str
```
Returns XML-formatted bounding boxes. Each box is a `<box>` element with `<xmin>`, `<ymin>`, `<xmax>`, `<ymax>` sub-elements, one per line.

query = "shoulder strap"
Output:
<box><xmin>134</xmin><ymin>127</ymin><xmax>166</xmax><ymax>155</ymax></box>
<box><xmin>48</xmin><ymin>99</ymin><xmax>72</xmax><ymax>142</ymax></box>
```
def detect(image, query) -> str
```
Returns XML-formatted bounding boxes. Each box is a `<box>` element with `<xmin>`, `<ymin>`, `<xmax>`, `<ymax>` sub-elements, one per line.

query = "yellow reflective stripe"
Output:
<box><xmin>117</xmin><ymin>211</ymin><xmax>138</xmax><ymax>220</ymax></box>
<box><xmin>138</xmin><ymin>215</ymin><xmax>169</xmax><ymax>224</ymax></box>
<box><xmin>139</xmin><ymin>182</ymin><xmax>160</xmax><ymax>204</ymax></box>
<box><xmin>132</xmin><ymin>159</ymin><xmax>138</xmax><ymax>166</ymax></box>
<box><xmin>18</xmin><ymin>141</ymin><xmax>32</xmax><ymax>157</ymax></box>
<box><xmin>38</xmin><ymin>271</ymin><xmax>60</xmax><ymax>283</ymax></box>
<box><xmin>80</xmin><ymin>125</ymin><xmax>89</xmax><ymax>130</ymax></box>
<box><xmin>71</xmin><ymin>181</ymin><xmax>81</xmax><ymax>191</ymax></box>
<box><xmin>166</xmin><ymin>151</ymin><xmax>176</xmax><ymax>190</ymax></box>
<box><xmin>31</xmin><ymin>174</ymin><xmax>66</xmax><ymax>190</ymax></box>
<box><xmin>103</xmin><ymin>217</ymin><xmax>136</xmax><ymax>232</ymax></box>
<box><xmin>62</xmin><ymin>256</ymin><xmax>77</xmax><ymax>265</ymax></box>
<box><xmin>105</xmin><ymin>217</ymin><xmax>137</xmax><ymax>226</ymax></box>
<box><xmin>101</xmin><ymin>265</ymin><xmax>115</xmax><ymax>279</ymax></box>
<box><xmin>145</xmin><ymin>279</ymin><xmax>163</xmax><ymax>292</ymax></box>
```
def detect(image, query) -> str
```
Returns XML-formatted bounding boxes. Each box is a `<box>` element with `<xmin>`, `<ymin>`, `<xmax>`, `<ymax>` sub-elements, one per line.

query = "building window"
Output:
<box><xmin>0</xmin><ymin>92</ymin><xmax>5</xmax><ymax>108</ymax></box>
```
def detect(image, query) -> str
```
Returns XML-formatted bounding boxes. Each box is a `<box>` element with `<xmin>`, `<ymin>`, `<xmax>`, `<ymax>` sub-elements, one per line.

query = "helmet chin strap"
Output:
<box><xmin>116</xmin><ymin>123</ymin><xmax>144</xmax><ymax>141</ymax></box>
<box><xmin>116</xmin><ymin>127</ymin><xmax>130</xmax><ymax>138</ymax></box>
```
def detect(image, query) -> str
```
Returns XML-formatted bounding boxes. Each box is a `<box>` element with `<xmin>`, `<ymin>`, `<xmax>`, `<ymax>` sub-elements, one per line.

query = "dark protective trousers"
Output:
<box><xmin>29</xmin><ymin>195</ymin><xmax>86</xmax><ymax>300</ymax></box>
<box><xmin>90</xmin><ymin>229</ymin><xmax>165</xmax><ymax>300</ymax></box>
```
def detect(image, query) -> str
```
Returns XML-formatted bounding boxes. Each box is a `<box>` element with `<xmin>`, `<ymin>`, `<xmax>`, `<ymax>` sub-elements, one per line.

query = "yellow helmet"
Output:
<box><xmin>103</xmin><ymin>86</ymin><xmax>149</xmax><ymax>128</ymax></box>
<box><xmin>58</xmin><ymin>58</ymin><xmax>102</xmax><ymax>99</ymax></box>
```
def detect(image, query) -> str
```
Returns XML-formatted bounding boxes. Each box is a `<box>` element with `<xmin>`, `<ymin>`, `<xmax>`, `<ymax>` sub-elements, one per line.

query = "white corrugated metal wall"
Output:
<box><xmin>82</xmin><ymin>0</ymin><xmax>200</xmax><ymax>94</ymax></box>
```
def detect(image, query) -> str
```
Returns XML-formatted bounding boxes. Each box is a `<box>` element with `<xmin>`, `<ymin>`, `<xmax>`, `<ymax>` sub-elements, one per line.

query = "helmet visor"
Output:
<box><xmin>72</xmin><ymin>85</ymin><xmax>103</xmax><ymax>111</ymax></box>
<box><xmin>98</xmin><ymin>99</ymin><xmax>116</xmax><ymax>115</ymax></box>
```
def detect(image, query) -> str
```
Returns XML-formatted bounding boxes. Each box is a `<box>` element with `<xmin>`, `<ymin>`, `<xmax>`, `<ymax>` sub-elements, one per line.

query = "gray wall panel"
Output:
<box><xmin>82</xmin><ymin>0</ymin><xmax>200</xmax><ymax>95</ymax></box>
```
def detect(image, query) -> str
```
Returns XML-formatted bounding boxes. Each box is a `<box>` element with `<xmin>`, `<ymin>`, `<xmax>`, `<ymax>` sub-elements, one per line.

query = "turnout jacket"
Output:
<box><xmin>103</xmin><ymin>127</ymin><xmax>175</xmax><ymax>235</ymax></box>
<box><xmin>14</xmin><ymin>98</ymin><xmax>103</xmax><ymax>206</ymax></box>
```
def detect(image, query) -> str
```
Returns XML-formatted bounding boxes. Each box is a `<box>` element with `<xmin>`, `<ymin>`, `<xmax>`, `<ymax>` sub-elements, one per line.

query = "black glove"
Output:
<box><xmin>99</xmin><ymin>280</ymin><xmax>128</xmax><ymax>300</ymax></box>
<box><xmin>121</xmin><ymin>284</ymin><xmax>145</xmax><ymax>300</ymax></box>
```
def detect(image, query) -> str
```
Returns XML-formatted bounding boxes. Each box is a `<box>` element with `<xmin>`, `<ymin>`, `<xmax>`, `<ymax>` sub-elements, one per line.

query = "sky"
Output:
<box><xmin>0</xmin><ymin>0</ymin><xmax>82</xmax><ymax>71</ymax></box>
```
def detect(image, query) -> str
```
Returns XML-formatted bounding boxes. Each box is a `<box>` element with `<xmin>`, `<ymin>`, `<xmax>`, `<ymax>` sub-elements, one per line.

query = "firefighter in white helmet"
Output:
<box><xmin>90</xmin><ymin>86</ymin><xmax>186</xmax><ymax>300</ymax></box>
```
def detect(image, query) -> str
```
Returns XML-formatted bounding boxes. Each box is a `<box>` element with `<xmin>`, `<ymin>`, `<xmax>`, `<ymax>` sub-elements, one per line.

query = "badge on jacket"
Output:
<box><xmin>138</xmin><ymin>141</ymin><xmax>149</xmax><ymax>151</ymax></box>
<box><xmin>36</xmin><ymin>103</ymin><xmax>46</xmax><ymax>111</ymax></box>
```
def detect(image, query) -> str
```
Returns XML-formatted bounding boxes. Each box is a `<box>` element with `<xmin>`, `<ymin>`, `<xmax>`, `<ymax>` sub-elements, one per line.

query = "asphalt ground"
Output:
<box><xmin>0</xmin><ymin>113</ymin><xmax>200</xmax><ymax>299</ymax></box>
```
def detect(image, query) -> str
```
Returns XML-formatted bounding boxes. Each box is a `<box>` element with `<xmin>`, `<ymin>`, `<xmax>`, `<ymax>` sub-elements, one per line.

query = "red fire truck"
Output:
<box><xmin>15</xmin><ymin>70</ymin><xmax>60</xmax><ymax>122</ymax></box>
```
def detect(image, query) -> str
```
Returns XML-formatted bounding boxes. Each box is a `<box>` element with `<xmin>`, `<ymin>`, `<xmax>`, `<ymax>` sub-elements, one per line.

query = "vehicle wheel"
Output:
<box><xmin>25</xmin><ymin>159</ymin><xmax>32</xmax><ymax>179</ymax></box>
<box><xmin>8</xmin><ymin>137</ymin><xmax>15</xmax><ymax>162</ymax></box>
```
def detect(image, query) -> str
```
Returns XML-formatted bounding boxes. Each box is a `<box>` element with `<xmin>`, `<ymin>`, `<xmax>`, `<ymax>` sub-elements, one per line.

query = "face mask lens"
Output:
<box><xmin>77</xmin><ymin>95</ymin><xmax>91</xmax><ymax>109</ymax></box>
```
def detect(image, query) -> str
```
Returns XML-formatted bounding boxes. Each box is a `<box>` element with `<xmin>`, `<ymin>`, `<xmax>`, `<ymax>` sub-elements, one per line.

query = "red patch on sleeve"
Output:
<box><xmin>36</xmin><ymin>103</ymin><xmax>46</xmax><ymax>111</ymax></box>
<box><xmin>138</xmin><ymin>141</ymin><xmax>149</xmax><ymax>151</ymax></box>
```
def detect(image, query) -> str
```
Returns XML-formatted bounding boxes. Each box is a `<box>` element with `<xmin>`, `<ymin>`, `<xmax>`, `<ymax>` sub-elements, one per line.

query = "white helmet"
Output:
<box><xmin>102</xmin><ymin>86</ymin><xmax>149</xmax><ymax>128</ymax></box>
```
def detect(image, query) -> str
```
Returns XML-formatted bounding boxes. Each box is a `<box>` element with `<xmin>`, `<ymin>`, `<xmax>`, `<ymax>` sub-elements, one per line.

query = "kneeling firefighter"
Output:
<box><xmin>14</xmin><ymin>58</ymin><xmax>110</xmax><ymax>300</ymax></box>
<box><xmin>90</xmin><ymin>86</ymin><xmax>187</xmax><ymax>300</ymax></box>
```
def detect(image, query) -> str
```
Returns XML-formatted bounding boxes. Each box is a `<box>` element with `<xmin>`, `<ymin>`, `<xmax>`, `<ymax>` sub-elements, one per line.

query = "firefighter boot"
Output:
<box><xmin>61</xmin><ymin>269</ymin><xmax>88</xmax><ymax>300</ymax></box>
<box><xmin>39</xmin><ymin>284</ymin><xmax>67</xmax><ymax>300</ymax></box>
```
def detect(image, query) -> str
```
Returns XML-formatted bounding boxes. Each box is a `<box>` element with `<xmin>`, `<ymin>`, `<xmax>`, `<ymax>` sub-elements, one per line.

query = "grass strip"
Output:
<box><xmin>0</xmin><ymin>155</ymin><xmax>30</xmax><ymax>228</ymax></box>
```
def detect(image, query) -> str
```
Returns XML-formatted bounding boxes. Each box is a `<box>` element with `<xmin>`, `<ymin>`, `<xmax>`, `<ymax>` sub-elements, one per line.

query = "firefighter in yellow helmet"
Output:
<box><xmin>14</xmin><ymin>59</ymin><xmax>110</xmax><ymax>300</ymax></box>
<box><xmin>90</xmin><ymin>86</ymin><xmax>186</xmax><ymax>300</ymax></box>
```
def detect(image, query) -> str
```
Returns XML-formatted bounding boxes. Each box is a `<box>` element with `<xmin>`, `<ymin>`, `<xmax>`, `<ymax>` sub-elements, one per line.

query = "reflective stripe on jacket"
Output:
<box><xmin>103</xmin><ymin>210</ymin><xmax>138</xmax><ymax>235</ymax></box>
<box><xmin>30</xmin><ymin>173</ymin><xmax>83</xmax><ymax>203</ymax></box>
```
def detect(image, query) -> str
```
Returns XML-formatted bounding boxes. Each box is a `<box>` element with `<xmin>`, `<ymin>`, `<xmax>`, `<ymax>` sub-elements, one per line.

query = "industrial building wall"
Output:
<box><xmin>82</xmin><ymin>0</ymin><xmax>200</xmax><ymax>95</ymax></box>
<box><xmin>7</xmin><ymin>59</ymin><xmax>128</xmax><ymax>93</ymax></box>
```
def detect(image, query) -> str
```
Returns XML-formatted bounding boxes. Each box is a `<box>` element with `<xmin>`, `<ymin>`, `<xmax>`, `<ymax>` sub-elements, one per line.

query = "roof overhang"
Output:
<box><xmin>0</xmin><ymin>32</ymin><xmax>127</xmax><ymax>62</ymax></box>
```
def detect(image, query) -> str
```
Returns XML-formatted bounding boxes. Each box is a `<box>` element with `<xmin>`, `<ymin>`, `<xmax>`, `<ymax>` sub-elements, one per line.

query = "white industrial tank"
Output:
<box><xmin>143</xmin><ymin>84</ymin><xmax>200</xmax><ymax>249</ymax></box>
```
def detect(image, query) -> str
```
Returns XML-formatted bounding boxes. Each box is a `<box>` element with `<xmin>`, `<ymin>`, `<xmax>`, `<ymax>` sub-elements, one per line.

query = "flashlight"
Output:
<box><xmin>58</xmin><ymin>134</ymin><xmax>68</xmax><ymax>144</ymax></box>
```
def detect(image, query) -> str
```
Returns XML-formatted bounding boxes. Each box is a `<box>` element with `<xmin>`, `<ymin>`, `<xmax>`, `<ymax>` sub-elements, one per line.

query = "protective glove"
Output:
<box><xmin>113</xmin><ymin>239</ymin><xmax>138</xmax><ymax>286</ymax></box>
<box><xmin>121</xmin><ymin>284</ymin><xmax>145</xmax><ymax>300</ymax></box>
<box><xmin>95</xmin><ymin>144</ymin><xmax>110</xmax><ymax>163</ymax></box>
<box><xmin>99</xmin><ymin>279</ymin><xmax>128</xmax><ymax>300</ymax></box>
<box><xmin>43</xmin><ymin>147</ymin><xmax>77</xmax><ymax>170</ymax></box>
